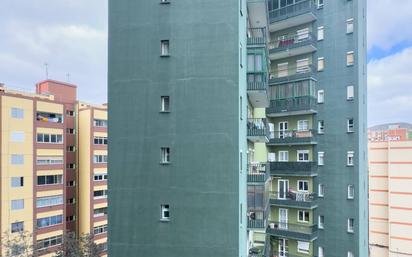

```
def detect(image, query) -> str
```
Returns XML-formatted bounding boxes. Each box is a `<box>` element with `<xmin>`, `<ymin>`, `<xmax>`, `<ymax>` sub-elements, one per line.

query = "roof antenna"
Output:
<box><xmin>66</xmin><ymin>73</ymin><xmax>71</xmax><ymax>83</ymax></box>
<box><xmin>44</xmin><ymin>62</ymin><xmax>49</xmax><ymax>79</ymax></box>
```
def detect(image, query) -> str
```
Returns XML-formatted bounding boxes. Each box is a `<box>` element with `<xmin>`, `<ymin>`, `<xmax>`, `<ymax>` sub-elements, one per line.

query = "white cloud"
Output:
<box><xmin>368</xmin><ymin>0</ymin><xmax>412</xmax><ymax>50</ymax></box>
<box><xmin>368</xmin><ymin>47</ymin><xmax>412</xmax><ymax>126</ymax></box>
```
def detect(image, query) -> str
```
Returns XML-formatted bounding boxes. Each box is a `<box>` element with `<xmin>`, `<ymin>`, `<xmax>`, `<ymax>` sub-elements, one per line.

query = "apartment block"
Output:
<box><xmin>78</xmin><ymin>102</ymin><xmax>108</xmax><ymax>253</ymax></box>
<box><xmin>0</xmin><ymin>80</ymin><xmax>107</xmax><ymax>256</ymax></box>
<box><xmin>108</xmin><ymin>0</ymin><xmax>367</xmax><ymax>257</ymax></box>
<box><xmin>369</xmin><ymin>140</ymin><xmax>412</xmax><ymax>257</ymax></box>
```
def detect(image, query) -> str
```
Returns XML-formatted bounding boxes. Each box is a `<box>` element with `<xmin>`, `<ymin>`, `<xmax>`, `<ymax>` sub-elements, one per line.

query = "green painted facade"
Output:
<box><xmin>108</xmin><ymin>0</ymin><xmax>248</xmax><ymax>256</ymax></box>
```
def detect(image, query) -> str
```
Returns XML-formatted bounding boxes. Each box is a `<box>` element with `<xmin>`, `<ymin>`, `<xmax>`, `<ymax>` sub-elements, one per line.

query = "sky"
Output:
<box><xmin>0</xmin><ymin>0</ymin><xmax>411</xmax><ymax>126</ymax></box>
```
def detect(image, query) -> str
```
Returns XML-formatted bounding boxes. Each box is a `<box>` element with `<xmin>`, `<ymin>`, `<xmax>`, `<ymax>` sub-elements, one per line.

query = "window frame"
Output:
<box><xmin>317</xmin><ymin>57</ymin><xmax>325</xmax><ymax>71</ymax></box>
<box><xmin>161</xmin><ymin>96</ymin><xmax>170</xmax><ymax>112</ymax></box>
<box><xmin>347</xmin><ymin>18</ymin><xmax>354</xmax><ymax>34</ymax></box>
<box><xmin>297</xmin><ymin>150</ymin><xmax>309</xmax><ymax>162</ymax></box>
<box><xmin>318</xmin><ymin>152</ymin><xmax>324</xmax><ymax>166</ymax></box>
<box><xmin>297</xmin><ymin>210</ymin><xmax>310</xmax><ymax>223</ymax></box>
<box><xmin>347</xmin><ymin>151</ymin><xmax>354</xmax><ymax>166</ymax></box>
<box><xmin>318</xmin><ymin>184</ymin><xmax>324</xmax><ymax>197</ymax></box>
<box><xmin>347</xmin><ymin>51</ymin><xmax>355</xmax><ymax>66</ymax></box>
<box><xmin>318</xmin><ymin>120</ymin><xmax>325</xmax><ymax>134</ymax></box>
<box><xmin>317</xmin><ymin>26</ymin><xmax>324</xmax><ymax>41</ymax></box>
<box><xmin>347</xmin><ymin>218</ymin><xmax>354</xmax><ymax>233</ymax></box>
<box><xmin>161</xmin><ymin>147</ymin><xmax>170</xmax><ymax>164</ymax></box>
<box><xmin>348</xmin><ymin>185</ymin><xmax>355</xmax><ymax>199</ymax></box>
<box><xmin>317</xmin><ymin>90</ymin><xmax>325</xmax><ymax>103</ymax></box>
<box><xmin>160</xmin><ymin>204</ymin><xmax>170</xmax><ymax>221</ymax></box>
<box><xmin>318</xmin><ymin>215</ymin><xmax>324</xmax><ymax>229</ymax></box>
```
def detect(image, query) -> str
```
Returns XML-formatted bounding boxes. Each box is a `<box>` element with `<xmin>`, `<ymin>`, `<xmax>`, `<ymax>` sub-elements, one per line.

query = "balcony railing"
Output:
<box><xmin>269</xmin><ymin>0</ymin><xmax>317</xmax><ymax>23</ymax></box>
<box><xmin>269</xmin><ymin>191</ymin><xmax>317</xmax><ymax>208</ymax></box>
<box><xmin>269</xmin><ymin>64</ymin><xmax>316</xmax><ymax>85</ymax></box>
<box><xmin>269</xmin><ymin>32</ymin><xmax>316</xmax><ymax>54</ymax></box>
<box><xmin>248</xmin><ymin>163</ymin><xmax>268</xmax><ymax>183</ymax></box>
<box><xmin>247</xmin><ymin>118</ymin><xmax>269</xmax><ymax>140</ymax></box>
<box><xmin>269</xmin><ymin>161</ymin><xmax>317</xmax><ymax>176</ymax></box>
<box><xmin>267</xmin><ymin>221</ymin><xmax>318</xmax><ymax>241</ymax></box>
<box><xmin>248</xmin><ymin>219</ymin><xmax>265</xmax><ymax>229</ymax></box>
<box><xmin>247</xmin><ymin>27</ymin><xmax>267</xmax><ymax>46</ymax></box>
<box><xmin>266</xmin><ymin>96</ymin><xmax>317</xmax><ymax>116</ymax></box>
<box><xmin>247</xmin><ymin>81</ymin><xmax>268</xmax><ymax>91</ymax></box>
<box><xmin>268</xmin><ymin>129</ymin><xmax>317</xmax><ymax>145</ymax></box>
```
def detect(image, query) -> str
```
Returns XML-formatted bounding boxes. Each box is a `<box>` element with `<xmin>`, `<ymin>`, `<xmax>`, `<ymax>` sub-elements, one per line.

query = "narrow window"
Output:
<box><xmin>348</xmin><ymin>185</ymin><xmax>355</xmax><ymax>199</ymax></box>
<box><xmin>347</xmin><ymin>218</ymin><xmax>354</xmax><ymax>233</ymax></box>
<box><xmin>297</xmin><ymin>120</ymin><xmax>308</xmax><ymax>131</ymax></box>
<box><xmin>347</xmin><ymin>51</ymin><xmax>354</xmax><ymax>66</ymax></box>
<box><xmin>298</xmin><ymin>210</ymin><xmax>309</xmax><ymax>223</ymax></box>
<box><xmin>11</xmin><ymin>199</ymin><xmax>24</xmax><ymax>210</ymax></box>
<box><xmin>317</xmin><ymin>26</ymin><xmax>324</xmax><ymax>41</ymax></box>
<box><xmin>11</xmin><ymin>132</ymin><xmax>24</xmax><ymax>142</ymax></box>
<box><xmin>240</xmin><ymin>96</ymin><xmax>243</xmax><ymax>120</ymax></box>
<box><xmin>318</xmin><ymin>57</ymin><xmax>325</xmax><ymax>71</ymax></box>
<box><xmin>347</xmin><ymin>18</ymin><xmax>354</xmax><ymax>34</ymax></box>
<box><xmin>318</xmin><ymin>120</ymin><xmax>325</xmax><ymax>134</ymax></box>
<box><xmin>11</xmin><ymin>154</ymin><xmax>24</xmax><ymax>165</ymax></box>
<box><xmin>319</xmin><ymin>247</ymin><xmax>324</xmax><ymax>257</ymax></box>
<box><xmin>161</xmin><ymin>96</ymin><xmax>170</xmax><ymax>112</ymax></box>
<box><xmin>278</xmin><ymin>151</ymin><xmax>289</xmax><ymax>162</ymax></box>
<box><xmin>240</xmin><ymin>0</ymin><xmax>243</xmax><ymax>15</ymax></box>
<box><xmin>347</xmin><ymin>118</ymin><xmax>354</xmax><ymax>133</ymax></box>
<box><xmin>240</xmin><ymin>151</ymin><xmax>243</xmax><ymax>173</ymax></box>
<box><xmin>161</xmin><ymin>40</ymin><xmax>170</xmax><ymax>56</ymax></box>
<box><xmin>11</xmin><ymin>222</ymin><xmax>24</xmax><ymax>233</ymax></box>
<box><xmin>347</xmin><ymin>85</ymin><xmax>354</xmax><ymax>100</ymax></box>
<box><xmin>240</xmin><ymin>43</ymin><xmax>243</xmax><ymax>68</ymax></box>
<box><xmin>297</xmin><ymin>241</ymin><xmax>310</xmax><ymax>254</ymax></box>
<box><xmin>11</xmin><ymin>177</ymin><xmax>24</xmax><ymax>187</ymax></box>
<box><xmin>318</xmin><ymin>152</ymin><xmax>324</xmax><ymax>166</ymax></box>
<box><xmin>318</xmin><ymin>184</ymin><xmax>324</xmax><ymax>197</ymax></box>
<box><xmin>319</xmin><ymin>215</ymin><xmax>325</xmax><ymax>229</ymax></box>
<box><xmin>317</xmin><ymin>90</ymin><xmax>325</xmax><ymax>103</ymax></box>
<box><xmin>240</xmin><ymin>203</ymin><xmax>243</xmax><ymax>224</ymax></box>
<box><xmin>297</xmin><ymin>150</ymin><xmax>309</xmax><ymax>162</ymax></box>
<box><xmin>348</xmin><ymin>251</ymin><xmax>354</xmax><ymax>257</ymax></box>
<box><xmin>161</xmin><ymin>204</ymin><xmax>170</xmax><ymax>221</ymax></box>
<box><xmin>298</xmin><ymin>180</ymin><xmax>309</xmax><ymax>191</ymax></box>
<box><xmin>161</xmin><ymin>147</ymin><xmax>170</xmax><ymax>164</ymax></box>
<box><xmin>317</xmin><ymin>0</ymin><xmax>324</xmax><ymax>8</ymax></box>
<box><xmin>11</xmin><ymin>107</ymin><xmax>24</xmax><ymax>119</ymax></box>
<box><xmin>347</xmin><ymin>151</ymin><xmax>354</xmax><ymax>166</ymax></box>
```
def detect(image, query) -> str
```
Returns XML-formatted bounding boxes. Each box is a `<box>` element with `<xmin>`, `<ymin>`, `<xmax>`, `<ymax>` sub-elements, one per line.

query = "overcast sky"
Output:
<box><xmin>0</xmin><ymin>0</ymin><xmax>411</xmax><ymax>126</ymax></box>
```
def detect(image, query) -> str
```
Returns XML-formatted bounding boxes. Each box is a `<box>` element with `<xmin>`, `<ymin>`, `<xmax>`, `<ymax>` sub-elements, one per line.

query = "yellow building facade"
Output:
<box><xmin>0</xmin><ymin>80</ymin><xmax>107</xmax><ymax>256</ymax></box>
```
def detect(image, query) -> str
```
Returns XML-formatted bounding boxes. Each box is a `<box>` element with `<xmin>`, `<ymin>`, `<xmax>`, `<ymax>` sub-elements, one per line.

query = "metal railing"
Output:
<box><xmin>269</xmin><ymin>129</ymin><xmax>315</xmax><ymax>140</ymax></box>
<box><xmin>269</xmin><ymin>0</ymin><xmax>316</xmax><ymax>23</ymax></box>
<box><xmin>267</xmin><ymin>96</ymin><xmax>317</xmax><ymax>114</ymax></box>
<box><xmin>269</xmin><ymin>32</ymin><xmax>316</xmax><ymax>53</ymax></box>
<box><xmin>267</xmin><ymin>221</ymin><xmax>317</xmax><ymax>235</ymax></box>
<box><xmin>269</xmin><ymin>64</ymin><xmax>316</xmax><ymax>84</ymax></box>
<box><xmin>247</xmin><ymin>81</ymin><xmax>268</xmax><ymax>91</ymax></box>
<box><xmin>247</xmin><ymin>163</ymin><xmax>268</xmax><ymax>183</ymax></box>
<box><xmin>247</xmin><ymin>118</ymin><xmax>270</xmax><ymax>138</ymax></box>
<box><xmin>268</xmin><ymin>161</ymin><xmax>317</xmax><ymax>176</ymax></box>
<box><xmin>247</xmin><ymin>27</ymin><xmax>267</xmax><ymax>46</ymax></box>
<box><xmin>269</xmin><ymin>191</ymin><xmax>316</xmax><ymax>202</ymax></box>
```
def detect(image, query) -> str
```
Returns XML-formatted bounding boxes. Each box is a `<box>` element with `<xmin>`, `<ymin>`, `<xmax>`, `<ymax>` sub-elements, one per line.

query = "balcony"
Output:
<box><xmin>247</xmin><ymin>27</ymin><xmax>267</xmax><ymax>47</ymax></box>
<box><xmin>248</xmin><ymin>0</ymin><xmax>268</xmax><ymax>31</ymax></box>
<box><xmin>266</xmin><ymin>96</ymin><xmax>317</xmax><ymax>117</ymax></box>
<box><xmin>247</xmin><ymin>163</ymin><xmax>268</xmax><ymax>183</ymax></box>
<box><xmin>267</xmin><ymin>221</ymin><xmax>318</xmax><ymax>241</ymax></box>
<box><xmin>268</xmin><ymin>32</ymin><xmax>317</xmax><ymax>60</ymax></box>
<box><xmin>248</xmin><ymin>219</ymin><xmax>265</xmax><ymax>229</ymax></box>
<box><xmin>269</xmin><ymin>191</ymin><xmax>317</xmax><ymax>209</ymax></box>
<box><xmin>269</xmin><ymin>64</ymin><xmax>316</xmax><ymax>85</ymax></box>
<box><xmin>267</xmin><ymin>129</ymin><xmax>317</xmax><ymax>146</ymax></box>
<box><xmin>247</xmin><ymin>118</ymin><xmax>269</xmax><ymax>143</ymax></box>
<box><xmin>269</xmin><ymin>0</ymin><xmax>317</xmax><ymax>32</ymax></box>
<box><xmin>269</xmin><ymin>161</ymin><xmax>317</xmax><ymax>177</ymax></box>
<box><xmin>247</xmin><ymin>80</ymin><xmax>269</xmax><ymax>108</ymax></box>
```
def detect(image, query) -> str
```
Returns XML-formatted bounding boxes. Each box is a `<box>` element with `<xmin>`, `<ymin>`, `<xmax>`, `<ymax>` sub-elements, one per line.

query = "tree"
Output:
<box><xmin>1</xmin><ymin>230</ymin><xmax>37</xmax><ymax>257</ymax></box>
<box><xmin>53</xmin><ymin>232</ymin><xmax>102</xmax><ymax>257</ymax></box>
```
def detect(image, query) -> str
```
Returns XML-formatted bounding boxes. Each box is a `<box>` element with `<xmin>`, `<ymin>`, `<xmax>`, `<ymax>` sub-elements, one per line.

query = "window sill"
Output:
<box><xmin>160</xmin><ymin>218</ymin><xmax>170</xmax><ymax>222</ymax></box>
<box><xmin>160</xmin><ymin>55</ymin><xmax>170</xmax><ymax>58</ymax></box>
<box><xmin>160</xmin><ymin>111</ymin><xmax>171</xmax><ymax>113</ymax></box>
<box><xmin>160</xmin><ymin>162</ymin><xmax>171</xmax><ymax>165</ymax></box>
<box><xmin>347</xmin><ymin>231</ymin><xmax>354</xmax><ymax>234</ymax></box>
<box><xmin>318</xmin><ymin>132</ymin><xmax>324</xmax><ymax>135</ymax></box>
<box><xmin>347</xmin><ymin>165</ymin><xmax>354</xmax><ymax>167</ymax></box>
<box><xmin>160</xmin><ymin>1</ymin><xmax>170</xmax><ymax>4</ymax></box>
<box><xmin>347</xmin><ymin>131</ymin><xmax>355</xmax><ymax>134</ymax></box>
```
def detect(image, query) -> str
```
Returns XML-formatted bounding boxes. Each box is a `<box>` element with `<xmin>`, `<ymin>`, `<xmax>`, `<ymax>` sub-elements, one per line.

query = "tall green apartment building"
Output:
<box><xmin>108</xmin><ymin>0</ymin><xmax>367</xmax><ymax>257</ymax></box>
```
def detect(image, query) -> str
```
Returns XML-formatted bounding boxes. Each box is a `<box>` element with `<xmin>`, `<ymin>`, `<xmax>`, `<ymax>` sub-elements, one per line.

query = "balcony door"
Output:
<box><xmin>278</xmin><ymin>121</ymin><xmax>288</xmax><ymax>139</ymax></box>
<box><xmin>279</xmin><ymin>208</ymin><xmax>288</xmax><ymax>230</ymax></box>
<box><xmin>278</xmin><ymin>238</ymin><xmax>288</xmax><ymax>257</ymax></box>
<box><xmin>278</xmin><ymin>179</ymin><xmax>289</xmax><ymax>200</ymax></box>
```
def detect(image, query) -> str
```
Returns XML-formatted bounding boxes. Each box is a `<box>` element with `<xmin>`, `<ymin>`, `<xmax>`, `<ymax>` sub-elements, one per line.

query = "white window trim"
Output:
<box><xmin>297</xmin><ymin>210</ymin><xmax>310</xmax><ymax>223</ymax></box>
<box><xmin>318</xmin><ymin>152</ymin><xmax>324</xmax><ymax>166</ymax></box>
<box><xmin>297</xmin><ymin>241</ymin><xmax>310</xmax><ymax>254</ymax></box>
<box><xmin>318</xmin><ymin>120</ymin><xmax>324</xmax><ymax>134</ymax></box>
<box><xmin>347</xmin><ymin>118</ymin><xmax>354</xmax><ymax>133</ymax></box>
<box><xmin>347</xmin><ymin>18</ymin><xmax>354</xmax><ymax>34</ymax></box>
<box><xmin>297</xmin><ymin>120</ymin><xmax>309</xmax><ymax>131</ymax></box>
<box><xmin>318</xmin><ymin>184</ymin><xmax>324</xmax><ymax>197</ymax></box>
<box><xmin>317</xmin><ymin>26</ymin><xmax>324</xmax><ymax>41</ymax></box>
<box><xmin>347</xmin><ymin>85</ymin><xmax>354</xmax><ymax>100</ymax></box>
<box><xmin>347</xmin><ymin>218</ymin><xmax>354</xmax><ymax>233</ymax></box>
<box><xmin>347</xmin><ymin>151</ymin><xmax>355</xmax><ymax>166</ymax></box>
<box><xmin>318</xmin><ymin>57</ymin><xmax>325</xmax><ymax>71</ymax></box>
<box><xmin>318</xmin><ymin>215</ymin><xmax>324</xmax><ymax>229</ymax></box>
<box><xmin>278</xmin><ymin>151</ymin><xmax>289</xmax><ymax>162</ymax></box>
<box><xmin>160</xmin><ymin>205</ymin><xmax>170</xmax><ymax>221</ymax></box>
<box><xmin>347</xmin><ymin>51</ymin><xmax>355</xmax><ymax>66</ymax></box>
<box><xmin>317</xmin><ymin>90</ymin><xmax>325</xmax><ymax>104</ymax></box>
<box><xmin>348</xmin><ymin>185</ymin><xmax>355</xmax><ymax>199</ymax></box>
<box><xmin>297</xmin><ymin>180</ymin><xmax>309</xmax><ymax>192</ymax></box>
<box><xmin>297</xmin><ymin>150</ymin><xmax>310</xmax><ymax>162</ymax></box>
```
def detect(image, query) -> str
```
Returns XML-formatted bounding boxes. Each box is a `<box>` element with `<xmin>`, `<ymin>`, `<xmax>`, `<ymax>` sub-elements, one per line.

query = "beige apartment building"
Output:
<box><xmin>0</xmin><ymin>80</ymin><xmax>107</xmax><ymax>256</ymax></box>
<box><xmin>369</xmin><ymin>140</ymin><xmax>412</xmax><ymax>257</ymax></box>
